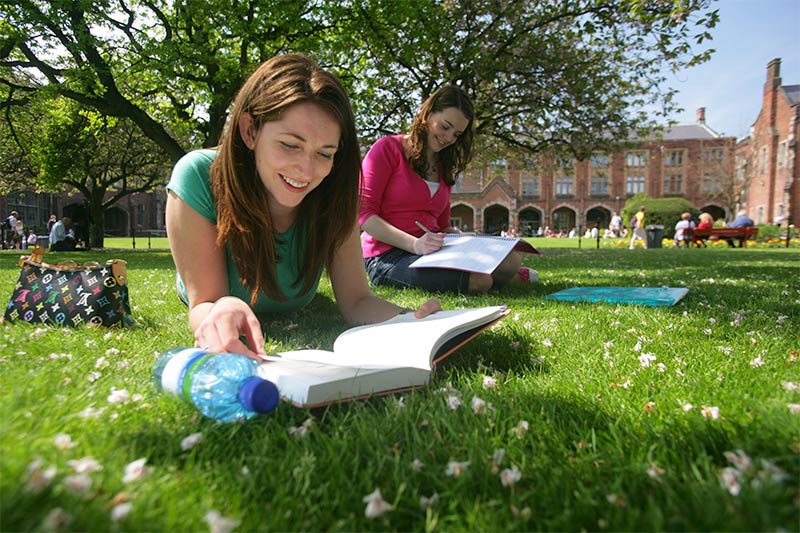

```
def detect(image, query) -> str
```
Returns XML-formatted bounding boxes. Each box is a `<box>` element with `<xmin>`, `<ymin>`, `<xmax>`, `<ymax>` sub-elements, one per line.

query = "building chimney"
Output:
<box><xmin>696</xmin><ymin>107</ymin><xmax>706</xmax><ymax>124</ymax></box>
<box><xmin>766</xmin><ymin>58</ymin><xmax>782</xmax><ymax>91</ymax></box>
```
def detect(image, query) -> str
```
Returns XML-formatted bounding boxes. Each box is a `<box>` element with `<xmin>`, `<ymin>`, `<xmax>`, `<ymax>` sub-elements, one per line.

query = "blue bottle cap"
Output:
<box><xmin>238</xmin><ymin>377</ymin><xmax>280</xmax><ymax>414</ymax></box>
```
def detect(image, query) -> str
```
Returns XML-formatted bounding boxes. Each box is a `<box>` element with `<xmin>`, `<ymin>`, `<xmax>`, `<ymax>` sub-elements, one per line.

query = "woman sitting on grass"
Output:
<box><xmin>166</xmin><ymin>54</ymin><xmax>439</xmax><ymax>359</ymax></box>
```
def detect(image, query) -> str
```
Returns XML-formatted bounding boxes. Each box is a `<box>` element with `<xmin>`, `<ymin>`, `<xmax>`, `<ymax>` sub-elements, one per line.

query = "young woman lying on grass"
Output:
<box><xmin>166</xmin><ymin>54</ymin><xmax>439</xmax><ymax>359</ymax></box>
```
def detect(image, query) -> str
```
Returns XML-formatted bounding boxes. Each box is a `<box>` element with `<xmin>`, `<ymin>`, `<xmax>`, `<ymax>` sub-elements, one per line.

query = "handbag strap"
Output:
<box><xmin>20</xmin><ymin>247</ymin><xmax>126</xmax><ymax>278</ymax></box>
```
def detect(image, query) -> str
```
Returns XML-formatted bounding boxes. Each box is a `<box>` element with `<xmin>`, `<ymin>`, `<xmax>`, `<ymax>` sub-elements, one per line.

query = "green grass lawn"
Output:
<box><xmin>0</xmin><ymin>246</ymin><xmax>798</xmax><ymax>531</ymax></box>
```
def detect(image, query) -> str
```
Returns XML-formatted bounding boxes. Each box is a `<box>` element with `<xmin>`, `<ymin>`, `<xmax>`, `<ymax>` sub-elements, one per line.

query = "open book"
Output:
<box><xmin>256</xmin><ymin>306</ymin><xmax>508</xmax><ymax>408</ymax></box>
<box><xmin>409</xmin><ymin>234</ymin><xmax>540</xmax><ymax>274</ymax></box>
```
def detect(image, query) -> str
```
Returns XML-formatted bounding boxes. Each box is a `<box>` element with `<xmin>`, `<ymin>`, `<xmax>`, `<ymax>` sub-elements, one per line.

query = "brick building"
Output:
<box><xmin>450</xmin><ymin>110</ymin><xmax>736</xmax><ymax>236</ymax></box>
<box><xmin>736</xmin><ymin>58</ymin><xmax>799</xmax><ymax>226</ymax></box>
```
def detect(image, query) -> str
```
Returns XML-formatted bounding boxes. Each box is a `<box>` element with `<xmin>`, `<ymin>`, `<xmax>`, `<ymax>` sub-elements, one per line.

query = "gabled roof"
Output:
<box><xmin>782</xmin><ymin>85</ymin><xmax>800</xmax><ymax>106</ymax></box>
<box><xmin>660</xmin><ymin>123</ymin><xmax>722</xmax><ymax>141</ymax></box>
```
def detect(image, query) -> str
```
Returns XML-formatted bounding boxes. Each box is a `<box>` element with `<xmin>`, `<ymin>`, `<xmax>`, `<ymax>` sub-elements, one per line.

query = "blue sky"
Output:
<box><xmin>661</xmin><ymin>0</ymin><xmax>799</xmax><ymax>139</ymax></box>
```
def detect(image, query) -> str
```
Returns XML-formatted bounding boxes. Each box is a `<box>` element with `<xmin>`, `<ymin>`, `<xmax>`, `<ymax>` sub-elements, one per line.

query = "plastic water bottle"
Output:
<box><xmin>153</xmin><ymin>347</ymin><xmax>279</xmax><ymax>422</ymax></box>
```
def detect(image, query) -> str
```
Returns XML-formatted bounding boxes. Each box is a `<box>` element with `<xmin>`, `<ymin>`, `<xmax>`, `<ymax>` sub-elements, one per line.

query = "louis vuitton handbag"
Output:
<box><xmin>3</xmin><ymin>247</ymin><xmax>133</xmax><ymax>328</ymax></box>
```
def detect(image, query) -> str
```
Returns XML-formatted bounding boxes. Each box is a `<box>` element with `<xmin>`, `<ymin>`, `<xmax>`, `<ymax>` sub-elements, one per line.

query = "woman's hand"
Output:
<box><xmin>192</xmin><ymin>296</ymin><xmax>266</xmax><ymax>360</ymax></box>
<box><xmin>413</xmin><ymin>231</ymin><xmax>445</xmax><ymax>255</ymax></box>
<box><xmin>410</xmin><ymin>298</ymin><xmax>442</xmax><ymax>318</ymax></box>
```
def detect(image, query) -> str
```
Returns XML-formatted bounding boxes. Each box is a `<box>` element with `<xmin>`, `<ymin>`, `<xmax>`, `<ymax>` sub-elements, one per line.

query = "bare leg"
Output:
<box><xmin>468</xmin><ymin>273</ymin><xmax>493</xmax><ymax>293</ymax></box>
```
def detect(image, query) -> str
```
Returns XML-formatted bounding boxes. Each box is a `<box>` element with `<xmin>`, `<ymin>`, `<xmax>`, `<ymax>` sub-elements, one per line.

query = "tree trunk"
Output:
<box><xmin>89</xmin><ymin>195</ymin><xmax>106</xmax><ymax>249</ymax></box>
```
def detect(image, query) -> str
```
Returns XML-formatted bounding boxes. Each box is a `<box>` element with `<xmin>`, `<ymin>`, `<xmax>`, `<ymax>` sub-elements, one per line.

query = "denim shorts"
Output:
<box><xmin>364</xmin><ymin>248</ymin><xmax>470</xmax><ymax>293</ymax></box>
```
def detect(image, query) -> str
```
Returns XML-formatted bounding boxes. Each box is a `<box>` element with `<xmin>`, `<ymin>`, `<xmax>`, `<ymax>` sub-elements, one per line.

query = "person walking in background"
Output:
<box><xmin>165</xmin><ymin>54</ymin><xmax>439</xmax><ymax>359</ymax></box>
<box><xmin>629</xmin><ymin>206</ymin><xmax>648</xmax><ymax>249</ymax></box>
<box><xmin>674</xmin><ymin>212</ymin><xmax>695</xmax><ymax>248</ymax></box>
<box><xmin>610</xmin><ymin>211</ymin><xmax>622</xmax><ymax>237</ymax></box>
<box><xmin>359</xmin><ymin>85</ymin><xmax>537</xmax><ymax>292</ymax></box>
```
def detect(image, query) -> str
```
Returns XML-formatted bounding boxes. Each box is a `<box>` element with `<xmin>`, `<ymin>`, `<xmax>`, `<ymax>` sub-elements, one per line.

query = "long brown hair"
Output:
<box><xmin>211</xmin><ymin>54</ymin><xmax>360</xmax><ymax>304</ymax></box>
<box><xmin>407</xmin><ymin>85</ymin><xmax>475</xmax><ymax>186</ymax></box>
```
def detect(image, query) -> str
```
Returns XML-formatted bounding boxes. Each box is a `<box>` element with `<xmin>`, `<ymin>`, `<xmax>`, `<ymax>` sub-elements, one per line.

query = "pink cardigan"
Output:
<box><xmin>359</xmin><ymin>135</ymin><xmax>452</xmax><ymax>258</ymax></box>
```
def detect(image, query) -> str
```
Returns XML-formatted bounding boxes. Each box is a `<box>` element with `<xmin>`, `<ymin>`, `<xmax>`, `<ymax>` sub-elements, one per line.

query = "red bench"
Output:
<box><xmin>687</xmin><ymin>226</ymin><xmax>759</xmax><ymax>248</ymax></box>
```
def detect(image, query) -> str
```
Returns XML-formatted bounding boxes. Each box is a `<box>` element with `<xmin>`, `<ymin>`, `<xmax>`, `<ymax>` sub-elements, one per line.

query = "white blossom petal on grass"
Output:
<box><xmin>87</xmin><ymin>371</ymin><xmax>102</xmax><ymax>383</ymax></box>
<box><xmin>788</xmin><ymin>403</ymin><xmax>800</xmax><ymax>414</ymax></box>
<box><xmin>656</xmin><ymin>363</ymin><xmax>666</xmax><ymax>373</ymax></box>
<box><xmin>107</xmin><ymin>388</ymin><xmax>130</xmax><ymax>404</ymax></box>
<box><xmin>749</xmin><ymin>355</ymin><xmax>764</xmax><ymax>368</ymax></box>
<box><xmin>181</xmin><ymin>432</ymin><xmax>203</xmax><ymax>451</ymax></box>
<box><xmin>644</xmin><ymin>401</ymin><xmax>656</xmax><ymax>413</ymax></box>
<box><xmin>111</xmin><ymin>502</ymin><xmax>133</xmax><ymax>522</ymax></box>
<box><xmin>510</xmin><ymin>420</ymin><xmax>529</xmax><ymax>438</ymax></box>
<box><xmin>446</xmin><ymin>395</ymin><xmax>462</xmax><ymax>410</ymax></box>
<box><xmin>681</xmin><ymin>403</ymin><xmax>694</xmax><ymax>413</ymax></box>
<box><xmin>470</xmin><ymin>396</ymin><xmax>486</xmax><ymax>414</ymax></box>
<box><xmin>288</xmin><ymin>418</ymin><xmax>314</xmax><ymax>438</ymax></box>
<box><xmin>720</xmin><ymin>467</ymin><xmax>742</xmax><ymax>496</ymax></box>
<box><xmin>362</xmin><ymin>488</ymin><xmax>394</xmax><ymax>519</ymax></box>
<box><xmin>103</xmin><ymin>332</ymin><xmax>114</xmax><ymax>341</ymax></box>
<box><xmin>42</xmin><ymin>508</ymin><xmax>72</xmax><ymax>531</ymax></box>
<box><xmin>78</xmin><ymin>406</ymin><xmax>106</xmax><ymax>419</ymax></box>
<box><xmin>25</xmin><ymin>459</ymin><xmax>57</xmax><ymax>493</ymax></box>
<box><xmin>633</xmin><ymin>341</ymin><xmax>642</xmax><ymax>352</ymax></box>
<box><xmin>445</xmin><ymin>461</ymin><xmax>470</xmax><ymax>477</ymax></box>
<box><xmin>482</xmin><ymin>375</ymin><xmax>498</xmax><ymax>389</ymax></box>
<box><xmin>542</xmin><ymin>338</ymin><xmax>553</xmax><ymax>348</ymax></box>
<box><xmin>122</xmin><ymin>458</ymin><xmax>149</xmax><ymax>483</ymax></box>
<box><xmin>724</xmin><ymin>450</ymin><xmax>752</xmax><ymax>471</ymax></box>
<box><xmin>646</xmin><ymin>463</ymin><xmax>665</xmax><ymax>480</ymax></box>
<box><xmin>500</xmin><ymin>464</ymin><xmax>522</xmax><ymax>487</ymax></box>
<box><xmin>204</xmin><ymin>510</ymin><xmax>241</xmax><ymax>533</ymax></box>
<box><xmin>30</xmin><ymin>327</ymin><xmax>48</xmax><ymax>340</ymax></box>
<box><xmin>63</xmin><ymin>473</ymin><xmax>92</xmax><ymax>495</ymax></box>
<box><xmin>54</xmin><ymin>434</ymin><xmax>76</xmax><ymax>451</ymax></box>
<box><xmin>419</xmin><ymin>492</ymin><xmax>440</xmax><ymax>511</ymax></box>
<box><xmin>638</xmin><ymin>353</ymin><xmax>657</xmax><ymax>367</ymax></box>
<box><xmin>492</xmin><ymin>448</ymin><xmax>506</xmax><ymax>466</ymax></box>
<box><xmin>105</xmin><ymin>347</ymin><xmax>121</xmax><ymax>357</ymax></box>
<box><xmin>67</xmin><ymin>457</ymin><xmax>103</xmax><ymax>474</ymax></box>
<box><xmin>782</xmin><ymin>381</ymin><xmax>800</xmax><ymax>392</ymax></box>
<box><xmin>95</xmin><ymin>357</ymin><xmax>109</xmax><ymax>369</ymax></box>
<box><xmin>411</xmin><ymin>459</ymin><xmax>424</xmax><ymax>472</ymax></box>
<box><xmin>701</xmin><ymin>405</ymin><xmax>720</xmax><ymax>420</ymax></box>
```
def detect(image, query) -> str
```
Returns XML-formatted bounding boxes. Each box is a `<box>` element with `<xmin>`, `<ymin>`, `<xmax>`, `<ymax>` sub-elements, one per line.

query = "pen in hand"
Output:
<box><xmin>415</xmin><ymin>221</ymin><xmax>434</xmax><ymax>234</ymax></box>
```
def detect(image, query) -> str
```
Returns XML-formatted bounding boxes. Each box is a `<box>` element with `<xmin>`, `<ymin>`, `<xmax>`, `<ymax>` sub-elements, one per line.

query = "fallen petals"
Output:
<box><xmin>204</xmin><ymin>510</ymin><xmax>241</xmax><ymax>533</ymax></box>
<box><xmin>470</xmin><ymin>396</ymin><xmax>486</xmax><ymax>414</ymax></box>
<box><xmin>111</xmin><ymin>502</ymin><xmax>133</xmax><ymax>522</ymax></box>
<box><xmin>411</xmin><ymin>459</ymin><xmax>424</xmax><ymax>471</ymax></box>
<box><xmin>482</xmin><ymin>375</ymin><xmax>498</xmax><ymax>389</ymax></box>
<box><xmin>720</xmin><ymin>467</ymin><xmax>741</xmax><ymax>496</ymax></box>
<box><xmin>362</xmin><ymin>488</ymin><xmax>394</xmax><ymax>518</ymax></box>
<box><xmin>107</xmin><ymin>388</ymin><xmax>130</xmax><ymax>404</ymax></box>
<box><xmin>42</xmin><ymin>508</ymin><xmax>72</xmax><ymax>531</ymax></box>
<box><xmin>724</xmin><ymin>449</ymin><xmax>752</xmax><ymax>471</ymax></box>
<box><xmin>510</xmin><ymin>420</ymin><xmax>529</xmax><ymax>438</ymax></box>
<box><xmin>288</xmin><ymin>418</ymin><xmax>314</xmax><ymax>438</ymax></box>
<box><xmin>500</xmin><ymin>464</ymin><xmax>522</xmax><ymax>487</ymax></box>
<box><xmin>445</xmin><ymin>460</ymin><xmax>470</xmax><ymax>477</ymax></box>
<box><xmin>122</xmin><ymin>458</ymin><xmax>149</xmax><ymax>483</ymax></box>
<box><xmin>419</xmin><ymin>492</ymin><xmax>440</xmax><ymax>510</ymax></box>
<box><xmin>181</xmin><ymin>432</ymin><xmax>203</xmax><ymax>451</ymax></box>
<box><xmin>701</xmin><ymin>405</ymin><xmax>720</xmax><ymax>420</ymax></box>
<box><xmin>446</xmin><ymin>395</ymin><xmax>462</xmax><ymax>410</ymax></box>
<box><xmin>67</xmin><ymin>457</ymin><xmax>103</xmax><ymax>474</ymax></box>
<box><xmin>788</xmin><ymin>403</ymin><xmax>800</xmax><ymax>414</ymax></box>
<box><xmin>54</xmin><ymin>434</ymin><xmax>77</xmax><ymax>452</ymax></box>
<box><xmin>63</xmin><ymin>473</ymin><xmax>92</xmax><ymax>495</ymax></box>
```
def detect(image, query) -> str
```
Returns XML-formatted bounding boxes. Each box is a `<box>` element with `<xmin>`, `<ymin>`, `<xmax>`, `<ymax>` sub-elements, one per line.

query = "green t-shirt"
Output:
<box><xmin>166</xmin><ymin>149</ymin><xmax>321</xmax><ymax>313</ymax></box>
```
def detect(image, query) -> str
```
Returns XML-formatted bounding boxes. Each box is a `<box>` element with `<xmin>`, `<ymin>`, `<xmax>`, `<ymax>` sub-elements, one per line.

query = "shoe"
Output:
<box><xmin>518</xmin><ymin>267</ymin><xmax>539</xmax><ymax>283</ymax></box>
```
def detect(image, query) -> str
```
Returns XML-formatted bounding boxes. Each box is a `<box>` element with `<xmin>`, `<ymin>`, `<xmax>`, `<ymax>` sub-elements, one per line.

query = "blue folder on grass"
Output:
<box><xmin>545</xmin><ymin>287</ymin><xmax>689</xmax><ymax>307</ymax></box>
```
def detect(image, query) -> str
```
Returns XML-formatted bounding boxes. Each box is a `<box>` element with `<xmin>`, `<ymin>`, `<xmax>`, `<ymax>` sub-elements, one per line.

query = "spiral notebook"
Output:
<box><xmin>409</xmin><ymin>234</ymin><xmax>540</xmax><ymax>274</ymax></box>
<box><xmin>545</xmin><ymin>287</ymin><xmax>689</xmax><ymax>307</ymax></box>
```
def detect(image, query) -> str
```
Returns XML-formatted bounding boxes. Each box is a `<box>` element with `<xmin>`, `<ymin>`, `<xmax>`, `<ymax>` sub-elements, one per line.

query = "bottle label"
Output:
<box><xmin>181</xmin><ymin>353</ymin><xmax>215</xmax><ymax>401</ymax></box>
<box><xmin>161</xmin><ymin>348</ymin><xmax>207</xmax><ymax>396</ymax></box>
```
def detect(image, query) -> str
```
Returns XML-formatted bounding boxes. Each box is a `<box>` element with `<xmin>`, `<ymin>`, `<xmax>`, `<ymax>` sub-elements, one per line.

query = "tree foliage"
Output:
<box><xmin>27</xmin><ymin>97</ymin><xmax>171</xmax><ymax>247</ymax></box>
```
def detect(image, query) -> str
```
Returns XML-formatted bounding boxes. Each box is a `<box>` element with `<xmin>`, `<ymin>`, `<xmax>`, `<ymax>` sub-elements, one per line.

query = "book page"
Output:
<box><xmin>408</xmin><ymin>235</ymin><xmax>521</xmax><ymax>274</ymax></box>
<box><xmin>329</xmin><ymin>306</ymin><xmax>506</xmax><ymax>369</ymax></box>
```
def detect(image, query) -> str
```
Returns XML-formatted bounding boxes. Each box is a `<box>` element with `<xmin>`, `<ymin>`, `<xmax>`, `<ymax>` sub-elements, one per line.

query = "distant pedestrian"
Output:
<box><xmin>629</xmin><ymin>206</ymin><xmax>648</xmax><ymax>249</ymax></box>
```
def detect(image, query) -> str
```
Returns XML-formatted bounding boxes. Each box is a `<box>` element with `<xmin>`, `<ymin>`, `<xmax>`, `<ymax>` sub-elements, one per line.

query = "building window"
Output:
<box><xmin>778</xmin><ymin>141</ymin><xmax>787</xmax><ymax>169</ymax></box>
<box><xmin>626</xmin><ymin>175</ymin><xmax>646</xmax><ymax>195</ymax></box>
<box><xmin>702</xmin><ymin>173</ymin><xmax>722</xmax><ymax>195</ymax></box>
<box><xmin>522</xmin><ymin>176</ymin><xmax>539</xmax><ymax>196</ymax></box>
<box><xmin>664</xmin><ymin>174</ymin><xmax>683</xmax><ymax>195</ymax></box>
<box><xmin>555</xmin><ymin>176</ymin><xmax>574</xmax><ymax>196</ymax></box>
<box><xmin>759</xmin><ymin>146</ymin><xmax>768</xmax><ymax>173</ymax></box>
<box><xmin>591</xmin><ymin>174</ymin><xmax>609</xmax><ymax>196</ymax></box>
<box><xmin>626</xmin><ymin>152</ymin><xmax>647</xmax><ymax>167</ymax></box>
<box><xmin>591</xmin><ymin>153</ymin><xmax>609</xmax><ymax>167</ymax></box>
<box><xmin>664</xmin><ymin>150</ymin><xmax>684</xmax><ymax>167</ymax></box>
<box><xmin>703</xmin><ymin>148</ymin><xmax>725</xmax><ymax>163</ymax></box>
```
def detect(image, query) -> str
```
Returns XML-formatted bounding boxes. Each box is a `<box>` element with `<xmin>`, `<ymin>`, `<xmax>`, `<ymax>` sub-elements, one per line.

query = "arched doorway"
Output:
<box><xmin>450</xmin><ymin>204</ymin><xmax>475</xmax><ymax>232</ymax></box>
<box><xmin>519</xmin><ymin>207</ymin><xmax>542</xmax><ymax>236</ymax></box>
<box><xmin>586</xmin><ymin>206</ymin><xmax>612</xmax><ymax>231</ymax></box>
<box><xmin>551</xmin><ymin>206</ymin><xmax>576</xmax><ymax>234</ymax></box>
<box><xmin>699</xmin><ymin>204</ymin><xmax>726</xmax><ymax>222</ymax></box>
<box><xmin>483</xmin><ymin>205</ymin><xmax>509</xmax><ymax>235</ymax></box>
